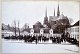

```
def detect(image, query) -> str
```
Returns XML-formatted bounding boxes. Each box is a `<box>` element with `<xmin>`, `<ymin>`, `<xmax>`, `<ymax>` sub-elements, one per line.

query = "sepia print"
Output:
<box><xmin>1</xmin><ymin>1</ymin><xmax>79</xmax><ymax>53</ymax></box>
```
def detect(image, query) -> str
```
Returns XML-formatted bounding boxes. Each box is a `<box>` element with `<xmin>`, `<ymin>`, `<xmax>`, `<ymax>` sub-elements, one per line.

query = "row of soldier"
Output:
<box><xmin>2</xmin><ymin>33</ymin><xmax>79</xmax><ymax>45</ymax></box>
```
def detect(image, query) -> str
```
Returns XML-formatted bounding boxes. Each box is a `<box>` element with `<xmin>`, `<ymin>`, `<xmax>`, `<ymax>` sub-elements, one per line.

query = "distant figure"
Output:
<box><xmin>65</xmin><ymin>32</ymin><xmax>70</xmax><ymax>41</ymax></box>
<box><xmin>35</xmin><ymin>36</ymin><xmax>38</xmax><ymax>44</ymax></box>
<box><xmin>61</xmin><ymin>32</ymin><xmax>65</xmax><ymax>40</ymax></box>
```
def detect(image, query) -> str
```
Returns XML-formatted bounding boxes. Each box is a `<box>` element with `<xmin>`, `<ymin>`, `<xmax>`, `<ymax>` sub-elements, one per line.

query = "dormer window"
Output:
<box><xmin>30</xmin><ymin>29</ymin><xmax>34</xmax><ymax>34</ymax></box>
<box><xmin>40</xmin><ymin>29</ymin><xmax>44</xmax><ymax>34</ymax></box>
<box><xmin>49</xmin><ymin>29</ymin><xmax>53</xmax><ymax>34</ymax></box>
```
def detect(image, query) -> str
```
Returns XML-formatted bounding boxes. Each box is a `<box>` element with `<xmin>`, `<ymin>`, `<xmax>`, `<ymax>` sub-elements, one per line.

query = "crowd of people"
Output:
<box><xmin>2</xmin><ymin>32</ymin><xmax>79</xmax><ymax>46</ymax></box>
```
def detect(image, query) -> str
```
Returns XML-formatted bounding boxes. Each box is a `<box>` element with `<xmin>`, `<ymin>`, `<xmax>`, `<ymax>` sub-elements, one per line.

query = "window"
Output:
<box><xmin>75</xmin><ymin>28</ymin><xmax>79</xmax><ymax>32</ymax></box>
<box><xmin>71</xmin><ymin>28</ymin><xmax>74</xmax><ymax>32</ymax></box>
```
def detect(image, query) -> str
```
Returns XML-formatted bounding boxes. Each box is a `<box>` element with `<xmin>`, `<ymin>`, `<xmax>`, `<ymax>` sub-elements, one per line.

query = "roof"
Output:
<box><xmin>57</xmin><ymin>14</ymin><xmax>68</xmax><ymax>20</ymax></box>
<box><xmin>2</xmin><ymin>24</ymin><xmax>9</xmax><ymax>30</ymax></box>
<box><xmin>73</xmin><ymin>20</ymin><xmax>79</xmax><ymax>26</ymax></box>
<box><xmin>21</xmin><ymin>28</ymin><xmax>54</xmax><ymax>33</ymax></box>
<box><xmin>49</xmin><ymin>16</ymin><xmax>58</xmax><ymax>21</ymax></box>
<box><xmin>34</xmin><ymin>21</ymin><xmax>42</xmax><ymax>25</ymax></box>
<box><xmin>33</xmin><ymin>28</ymin><xmax>50</xmax><ymax>33</ymax></box>
<box><xmin>21</xmin><ymin>28</ymin><xmax>31</xmax><ymax>33</ymax></box>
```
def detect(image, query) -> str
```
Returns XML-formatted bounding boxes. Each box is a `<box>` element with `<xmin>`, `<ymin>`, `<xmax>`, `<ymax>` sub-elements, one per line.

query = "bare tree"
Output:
<box><xmin>18</xmin><ymin>21</ymin><xmax>20</xmax><ymax>36</ymax></box>
<box><xmin>14</xmin><ymin>20</ymin><xmax>16</xmax><ymax>36</ymax></box>
<box><xmin>23</xmin><ymin>23</ymin><xmax>29</xmax><ymax>30</ymax></box>
<box><xmin>8</xmin><ymin>24</ymin><xmax>10</xmax><ymax>30</ymax></box>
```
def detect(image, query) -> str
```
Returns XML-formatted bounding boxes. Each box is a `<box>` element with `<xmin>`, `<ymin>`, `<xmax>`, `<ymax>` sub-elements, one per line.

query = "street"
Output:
<box><xmin>2</xmin><ymin>39</ymin><xmax>79</xmax><ymax>53</ymax></box>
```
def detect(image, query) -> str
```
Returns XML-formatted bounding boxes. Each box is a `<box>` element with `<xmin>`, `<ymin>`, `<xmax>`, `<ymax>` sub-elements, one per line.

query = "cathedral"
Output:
<box><xmin>43</xmin><ymin>4</ymin><xmax>70</xmax><ymax>33</ymax></box>
<box><xmin>21</xmin><ymin>4</ymin><xmax>70</xmax><ymax>36</ymax></box>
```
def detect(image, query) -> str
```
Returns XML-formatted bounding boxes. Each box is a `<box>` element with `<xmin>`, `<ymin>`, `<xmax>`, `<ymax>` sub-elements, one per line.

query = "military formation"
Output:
<box><xmin>2</xmin><ymin>32</ymin><xmax>79</xmax><ymax>46</ymax></box>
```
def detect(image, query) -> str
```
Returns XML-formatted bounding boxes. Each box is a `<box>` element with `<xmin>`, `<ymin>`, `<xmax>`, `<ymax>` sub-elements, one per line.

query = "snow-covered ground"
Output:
<box><xmin>2</xmin><ymin>39</ymin><xmax>79</xmax><ymax>53</ymax></box>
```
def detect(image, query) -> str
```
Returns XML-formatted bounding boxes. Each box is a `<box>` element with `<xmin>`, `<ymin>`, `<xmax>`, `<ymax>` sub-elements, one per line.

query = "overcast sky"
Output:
<box><xmin>2</xmin><ymin>1</ymin><xmax>79</xmax><ymax>28</ymax></box>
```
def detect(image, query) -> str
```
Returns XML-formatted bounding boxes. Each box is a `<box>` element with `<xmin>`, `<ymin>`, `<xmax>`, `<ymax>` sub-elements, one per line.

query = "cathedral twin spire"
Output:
<box><xmin>45</xmin><ymin>4</ymin><xmax>60</xmax><ymax>17</ymax></box>
<box><xmin>44</xmin><ymin>4</ymin><xmax>60</xmax><ymax>27</ymax></box>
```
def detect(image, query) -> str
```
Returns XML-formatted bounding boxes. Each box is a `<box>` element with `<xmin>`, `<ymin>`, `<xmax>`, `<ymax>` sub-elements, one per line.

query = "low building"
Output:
<box><xmin>67</xmin><ymin>20</ymin><xmax>79</xmax><ymax>41</ymax></box>
<box><xmin>21</xmin><ymin>27</ymin><xmax>61</xmax><ymax>38</ymax></box>
<box><xmin>2</xmin><ymin>30</ymin><xmax>14</xmax><ymax>37</ymax></box>
<box><xmin>21</xmin><ymin>28</ymin><xmax>31</xmax><ymax>36</ymax></box>
<box><xmin>33</xmin><ymin>21</ymin><xmax>43</xmax><ymax>29</ymax></box>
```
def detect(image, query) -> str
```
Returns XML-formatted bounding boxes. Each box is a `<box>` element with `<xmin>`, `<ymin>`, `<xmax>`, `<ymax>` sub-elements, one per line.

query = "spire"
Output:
<box><xmin>57</xmin><ymin>3</ymin><xmax>60</xmax><ymax>17</ymax></box>
<box><xmin>43</xmin><ymin>7</ymin><xmax>48</xmax><ymax>27</ymax></box>
<box><xmin>45</xmin><ymin>8</ymin><xmax>47</xmax><ymax>17</ymax></box>
<box><xmin>54</xmin><ymin>8</ymin><xmax>55</xmax><ymax>16</ymax></box>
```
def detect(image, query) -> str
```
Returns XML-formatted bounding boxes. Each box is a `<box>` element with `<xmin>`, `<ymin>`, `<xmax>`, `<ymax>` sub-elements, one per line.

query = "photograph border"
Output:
<box><xmin>0</xmin><ymin>0</ymin><xmax>80</xmax><ymax>54</ymax></box>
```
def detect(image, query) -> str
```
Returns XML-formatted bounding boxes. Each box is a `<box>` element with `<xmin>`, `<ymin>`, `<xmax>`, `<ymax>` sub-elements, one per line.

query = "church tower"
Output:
<box><xmin>57</xmin><ymin>4</ymin><xmax>60</xmax><ymax>17</ymax></box>
<box><xmin>43</xmin><ymin>8</ymin><xmax>48</xmax><ymax>27</ymax></box>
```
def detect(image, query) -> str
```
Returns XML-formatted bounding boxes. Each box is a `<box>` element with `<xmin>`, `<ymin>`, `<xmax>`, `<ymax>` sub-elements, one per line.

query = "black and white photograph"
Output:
<box><xmin>1</xmin><ymin>0</ymin><xmax>79</xmax><ymax>53</ymax></box>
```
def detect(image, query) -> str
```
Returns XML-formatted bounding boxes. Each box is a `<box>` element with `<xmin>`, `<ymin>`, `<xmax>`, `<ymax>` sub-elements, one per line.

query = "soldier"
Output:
<box><xmin>35</xmin><ymin>37</ymin><xmax>37</xmax><ymax>44</ymax></box>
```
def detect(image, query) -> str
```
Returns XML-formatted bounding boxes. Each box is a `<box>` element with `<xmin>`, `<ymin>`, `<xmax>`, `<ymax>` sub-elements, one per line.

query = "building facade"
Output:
<box><xmin>21</xmin><ymin>28</ymin><xmax>61</xmax><ymax>38</ymax></box>
<box><xmin>42</xmin><ymin>4</ymin><xmax>70</xmax><ymax>33</ymax></box>
<box><xmin>67</xmin><ymin>21</ymin><xmax>79</xmax><ymax>41</ymax></box>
